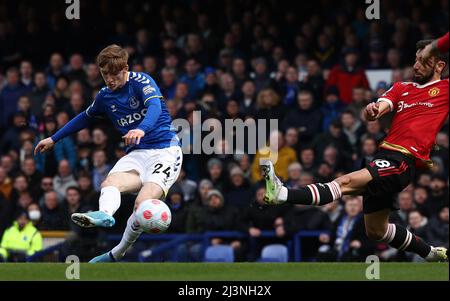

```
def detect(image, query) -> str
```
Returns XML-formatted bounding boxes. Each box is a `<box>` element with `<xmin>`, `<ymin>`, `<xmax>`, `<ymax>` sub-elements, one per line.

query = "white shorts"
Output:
<box><xmin>108</xmin><ymin>145</ymin><xmax>183</xmax><ymax>196</ymax></box>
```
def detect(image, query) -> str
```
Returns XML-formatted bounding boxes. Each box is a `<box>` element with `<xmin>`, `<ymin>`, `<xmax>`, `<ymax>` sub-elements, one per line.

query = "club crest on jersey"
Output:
<box><xmin>428</xmin><ymin>87</ymin><xmax>440</xmax><ymax>97</ymax></box>
<box><xmin>129</xmin><ymin>96</ymin><xmax>139</xmax><ymax>109</ymax></box>
<box><xmin>143</xmin><ymin>85</ymin><xmax>156</xmax><ymax>95</ymax></box>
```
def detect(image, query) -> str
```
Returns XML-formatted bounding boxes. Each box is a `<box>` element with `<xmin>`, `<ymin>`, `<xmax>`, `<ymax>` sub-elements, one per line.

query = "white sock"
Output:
<box><xmin>111</xmin><ymin>213</ymin><xmax>143</xmax><ymax>260</ymax></box>
<box><xmin>99</xmin><ymin>186</ymin><xmax>121</xmax><ymax>216</ymax></box>
<box><xmin>278</xmin><ymin>186</ymin><xmax>288</xmax><ymax>201</ymax></box>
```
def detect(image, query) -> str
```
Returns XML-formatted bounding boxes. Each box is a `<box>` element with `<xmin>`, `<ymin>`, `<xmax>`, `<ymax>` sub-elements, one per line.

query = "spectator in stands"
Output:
<box><xmin>62</xmin><ymin>186</ymin><xmax>99</xmax><ymax>261</ymax></box>
<box><xmin>317</xmin><ymin>196</ymin><xmax>373</xmax><ymax>261</ymax></box>
<box><xmin>346</xmin><ymin>87</ymin><xmax>368</xmax><ymax>118</ymax></box>
<box><xmin>206</xmin><ymin>158</ymin><xmax>227</xmax><ymax>192</ymax></box>
<box><xmin>300</xmin><ymin>59</ymin><xmax>325</xmax><ymax>105</ymax></box>
<box><xmin>184</xmin><ymin>189</ymin><xmax>245</xmax><ymax>261</ymax></box>
<box><xmin>299</xmin><ymin>148</ymin><xmax>317</xmax><ymax>174</ymax></box>
<box><xmin>40</xmin><ymin>190</ymin><xmax>68</xmax><ymax>230</ymax></box>
<box><xmin>354</xmin><ymin>136</ymin><xmax>378</xmax><ymax>169</ymax></box>
<box><xmin>0</xmin><ymin>112</ymin><xmax>28</xmax><ymax>156</ymax></box>
<box><xmin>282</xmin><ymin>90</ymin><xmax>323</xmax><ymax>146</ymax></box>
<box><xmin>166</xmin><ymin>187</ymin><xmax>189</xmax><ymax>233</ymax></box>
<box><xmin>277</xmin><ymin>66</ymin><xmax>300</xmax><ymax>107</ymax></box>
<box><xmin>341</xmin><ymin>110</ymin><xmax>365</xmax><ymax>152</ymax></box>
<box><xmin>172</xmin><ymin>169</ymin><xmax>197</xmax><ymax>203</ymax></box>
<box><xmin>160</xmin><ymin>67</ymin><xmax>177</xmax><ymax>100</ymax></box>
<box><xmin>0</xmin><ymin>210</ymin><xmax>42</xmax><ymax>262</ymax></box>
<box><xmin>10</xmin><ymin>174</ymin><xmax>29</xmax><ymax>204</ymax></box>
<box><xmin>320</xmin><ymin>86</ymin><xmax>345</xmax><ymax>132</ymax></box>
<box><xmin>0</xmin><ymin>166</ymin><xmax>13</xmax><ymax>200</ymax></box>
<box><xmin>53</xmin><ymin>160</ymin><xmax>78</xmax><ymax>201</ymax></box>
<box><xmin>27</xmin><ymin>203</ymin><xmax>42</xmax><ymax>229</ymax></box>
<box><xmin>311</xmin><ymin>119</ymin><xmax>353</xmax><ymax>170</ymax></box>
<box><xmin>251</xmin><ymin>130</ymin><xmax>297</xmax><ymax>182</ymax></box>
<box><xmin>240</xmin><ymin>80</ymin><xmax>257</xmax><ymax>117</ymax></box>
<box><xmin>426</xmin><ymin>175</ymin><xmax>449</xmax><ymax>215</ymax></box>
<box><xmin>91</xmin><ymin>149</ymin><xmax>112</xmax><ymax>192</ymax></box>
<box><xmin>224</xmin><ymin>166</ymin><xmax>253</xmax><ymax>209</ymax></box>
<box><xmin>326</xmin><ymin>48</ymin><xmax>369</xmax><ymax>104</ymax></box>
<box><xmin>17</xmin><ymin>95</ymin><xmax>38</xmax><ymax>130</ymax></box>
<box><xmin>1</xmin><ymin>67</ymin><xmax>27</xmax><ymax>129</ymax></box>
<box><xmin>285</xmin><ymin>162</ymin><xmax>302</xmax><ymax>189</ymax></box>
<box><xmin>45</xmin><ymin>53</ymin><xmax>65</xmax><ymax>90</ymax></box>
<box><xmin>390</xmin><ymin>191</ymin><xmax>415</xmax><ymax>227</ymax></box>
<box><xmin>243</xmin><ymin>186</ymin><xmax>290</xmax><ymax>260</ymax></box>
<box><xmin>179</xmin><ymin>58</ymin><xmax>205</xmax><ymax>100</ymax></box>
<box><xmin>19</xmin><ymin>60</ymin><xmax>33</xmax><ymax>91</ymax></box>
<box><xmin>21</xmin><ymin>157</ymin><xmax>42</xmax><ymax>197</ymax></box>
<box><xmin>76</xmin><ymin>171</ymin><xmax>98</xmax><ymax>207</ymax></box>
<box><xmin>427</xmin><ymin>206</ymin><xmax>449</xmax><ymax>249</ymax></box>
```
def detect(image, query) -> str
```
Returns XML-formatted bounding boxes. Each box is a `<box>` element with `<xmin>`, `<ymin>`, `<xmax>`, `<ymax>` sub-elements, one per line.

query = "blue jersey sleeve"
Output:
<box><xmin>129</xmin><ymin>72</ymin><xmax>164</xmax><ymax>133</ymax></box>
<box><xmin>129</xmin><ymin>72</ymin><xmax>163</xmax><ymax>106</ymax></box>
<box><xmin>86</xmin><ymin>89</ymin><xmax>106</xmax><ymax>117</ymax></box>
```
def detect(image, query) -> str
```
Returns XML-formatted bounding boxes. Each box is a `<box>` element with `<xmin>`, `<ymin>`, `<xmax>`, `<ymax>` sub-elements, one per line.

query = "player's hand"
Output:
<box><xmin>364</xmin><ymin>102</ymin><xmax>380</xmax><ymax>121</ymax></box>
<box><xmin>34</xmin><ymin>137</ymin><xmax>55</xmax><ymax>155</ymax></box>
<box><xmin>122</xmin><ymin>129</ymin><xmax>145</xmax><ymax>146</ymax></box>
<box><xmin>419</xmin><ymin>42</ymin><xmax>435</xmax><ymax>68</ymax></box>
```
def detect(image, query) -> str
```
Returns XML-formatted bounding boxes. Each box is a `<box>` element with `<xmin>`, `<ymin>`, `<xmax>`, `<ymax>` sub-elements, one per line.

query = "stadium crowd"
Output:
<box><xmin>0</xmin><ymin>0</ymin><xmax>448</xmax><ymax>262</ymax></box>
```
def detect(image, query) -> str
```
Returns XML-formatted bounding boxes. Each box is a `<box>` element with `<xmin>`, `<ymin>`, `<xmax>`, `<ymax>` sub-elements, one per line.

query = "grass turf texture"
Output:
<box><xmin>0</xmin><ymin>263</ymin><xmax>448</xmax><ymax>281</ymax></box>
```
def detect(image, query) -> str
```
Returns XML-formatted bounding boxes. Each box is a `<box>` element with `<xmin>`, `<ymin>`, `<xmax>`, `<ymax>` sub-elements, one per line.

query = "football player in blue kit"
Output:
<box><xmin>34</xmin><ymin>45</ymin><xmax>183</xmax><ymax>262</ymax></box>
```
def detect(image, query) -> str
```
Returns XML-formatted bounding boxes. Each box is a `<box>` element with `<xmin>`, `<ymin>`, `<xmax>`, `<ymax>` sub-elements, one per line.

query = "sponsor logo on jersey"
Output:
<box><xmin>143</xmin><ymin>85</ymin><xmax>156</xmax><ymax>95</ymax></box>
<box><xmin>116</xmin><ymin>108</ymin><xmax>148</xmax><ymax>127</ymax></box>
<box><xmin>397</xmin><ymin>100</ymin><xmax>433</xmax><ymax>112</ymax></box>
<box><xmin>428</xmin><ymin>87</ymin><xmax>440</xmax><ymax>97</ymax></box>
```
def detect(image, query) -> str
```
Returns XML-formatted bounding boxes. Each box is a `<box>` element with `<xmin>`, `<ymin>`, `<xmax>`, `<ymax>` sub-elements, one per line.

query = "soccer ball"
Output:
<box><xmin>136</xmin><ymin>199</ymin><xmax>172</xmax><ymax>233</ymax></box>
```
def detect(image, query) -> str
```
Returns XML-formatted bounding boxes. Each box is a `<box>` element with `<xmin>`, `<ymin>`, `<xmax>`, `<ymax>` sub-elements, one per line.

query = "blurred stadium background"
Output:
<box><xmin>0</xmin><ymin>0</ymin><xmax>448</xmax><ymax>264</ymax></box>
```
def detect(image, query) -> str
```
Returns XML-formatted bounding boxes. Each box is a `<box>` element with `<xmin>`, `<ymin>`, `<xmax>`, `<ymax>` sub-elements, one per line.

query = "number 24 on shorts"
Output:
<box><xmin>152</xmin><ymin>163</ymin><xmax>171</xmax><ymax>177</ymax></box>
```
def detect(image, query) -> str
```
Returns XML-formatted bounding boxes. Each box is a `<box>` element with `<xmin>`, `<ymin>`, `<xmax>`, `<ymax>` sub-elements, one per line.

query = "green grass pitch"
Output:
<box><xmin>0</xmin><ymin>263</ymin><xmax>448</xmax><ymax>281</ymax></box>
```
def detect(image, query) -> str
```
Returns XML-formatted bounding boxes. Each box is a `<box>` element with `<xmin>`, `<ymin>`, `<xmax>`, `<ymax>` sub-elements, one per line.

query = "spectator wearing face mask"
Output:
<box><xmin>0</xmin><ymin>210</ymin><xmax>42</xmax><ymax>262</ymax></box>
<box><xmin>27</xmin><ymin>203</ymin><xmax>42</xmax><ymax>229</ymax></box>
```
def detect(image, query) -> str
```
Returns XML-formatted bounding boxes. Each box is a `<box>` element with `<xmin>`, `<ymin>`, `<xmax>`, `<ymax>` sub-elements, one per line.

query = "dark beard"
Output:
<box><xmin>414</xmin><ymin>72</ymin><xmax>434</xmax><ymax>85</ymax></box>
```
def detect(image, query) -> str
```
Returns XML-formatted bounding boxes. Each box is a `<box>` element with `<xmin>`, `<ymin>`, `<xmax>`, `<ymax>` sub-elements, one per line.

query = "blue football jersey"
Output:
<box><xmin>86</xmin><ymin>71</ymin><xmax>179</xmax><ymax>152</ymax></box>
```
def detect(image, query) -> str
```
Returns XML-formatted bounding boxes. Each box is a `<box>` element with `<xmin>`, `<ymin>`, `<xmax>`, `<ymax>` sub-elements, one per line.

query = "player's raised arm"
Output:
<box><xmin>34</xmin><ymin>93</ymin><xmax>104</xmax><ymax>155</ymax></box>
<box><xmin>364</xmin><ymin>82</ymin><xmax>403</xmax><ymax>122</ymax></box>
<box><xmin>33</xmin><ymin>111</ymin><xmax>92</xmax><ymax>155</ymax></box>
<box><xmin>420</xmin><ymin>32</ymin><xmax>449</xmax><ymax>65</ymax></box>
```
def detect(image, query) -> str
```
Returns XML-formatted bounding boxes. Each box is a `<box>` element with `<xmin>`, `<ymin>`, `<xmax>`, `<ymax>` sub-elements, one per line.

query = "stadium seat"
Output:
<box><xmin>204</xmin><ymin>245</ymin><xmax>234</xmax><ymax>262</ymax></box>
<box><xmin>259</xmin><ymin>244</ymin><xmax>289</xmax><ymax>262</ymax></box>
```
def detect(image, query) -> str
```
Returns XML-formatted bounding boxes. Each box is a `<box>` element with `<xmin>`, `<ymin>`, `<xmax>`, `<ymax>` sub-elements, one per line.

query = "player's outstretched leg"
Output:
<box><xmin>72</xmin><ymin>173</ymin><xmax>142</xmax><ymax>228</ymax></box>
<box><xmin>89</xmin><ymin>211</ymin><xmax>143</xmax><ymax>263</ymax></box>
<box><xmin>89</xmin><ymin>182</ymin><xmax>164</xmax><ymax>263</ymax></box>
<box><xmin>365</xmin><ymin>210</ymin><xmax>448</xmax><ymax>262</ymax></box>
<box><xmin>261</xmin><ymin>160</ymin><xmax>361</xmax><ymax>206</ymax></box>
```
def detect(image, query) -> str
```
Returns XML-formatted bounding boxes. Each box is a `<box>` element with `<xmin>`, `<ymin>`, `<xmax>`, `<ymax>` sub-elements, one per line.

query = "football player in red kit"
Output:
<box><xmin>262</xmin><ymin>39</ymin><xmax>449</xmax><ymax>262</ymax></box>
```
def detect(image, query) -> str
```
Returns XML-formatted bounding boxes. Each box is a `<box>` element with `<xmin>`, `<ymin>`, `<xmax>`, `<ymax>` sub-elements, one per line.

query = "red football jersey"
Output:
<box><xmin>377</xmin><ymin>79</ymin><xmax>449</xmax><ymax>168</ymax></box>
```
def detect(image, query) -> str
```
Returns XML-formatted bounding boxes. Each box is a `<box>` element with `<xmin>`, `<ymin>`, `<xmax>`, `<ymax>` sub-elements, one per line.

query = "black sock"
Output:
<box><xmin>380</xmin><ymin>224</ymin><xmax>431</xmax><ymax>258</ymax></box>
<box><xmin>287</xmin><ymin>181</ymin><xmax>342</xmax><ymax>206</ymax></box>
